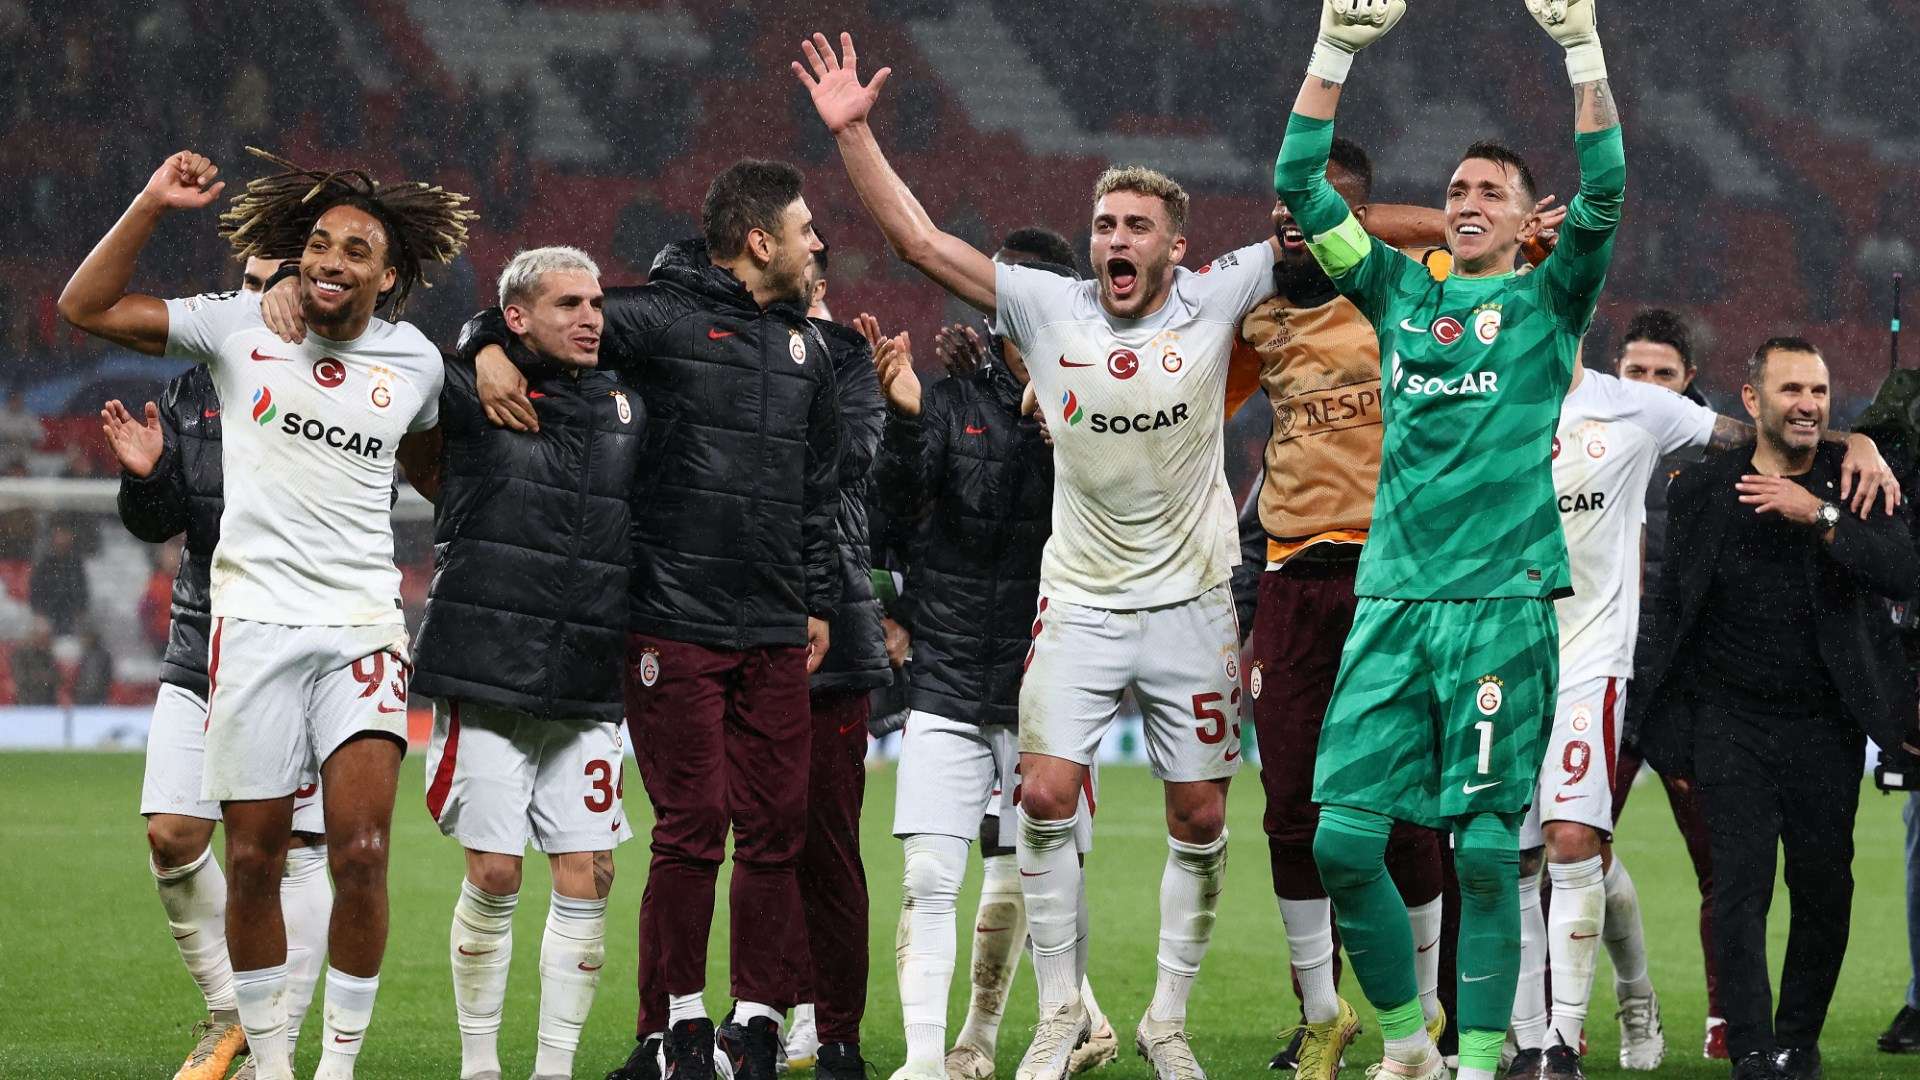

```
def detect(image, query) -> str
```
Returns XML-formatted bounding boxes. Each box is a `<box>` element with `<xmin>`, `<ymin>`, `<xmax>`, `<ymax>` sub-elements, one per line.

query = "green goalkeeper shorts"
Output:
<box><xmin>1313</xmin><ymin>596</ymin><xmax>1558</xmax><ymax>829</ymax></box>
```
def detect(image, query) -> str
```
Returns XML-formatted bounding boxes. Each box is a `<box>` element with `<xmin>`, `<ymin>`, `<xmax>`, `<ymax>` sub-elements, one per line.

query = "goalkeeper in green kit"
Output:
<box><xmin>1274</xmin><ymin>2</ymin><xmax>1623</xmax><ymax>1079</ymax></box>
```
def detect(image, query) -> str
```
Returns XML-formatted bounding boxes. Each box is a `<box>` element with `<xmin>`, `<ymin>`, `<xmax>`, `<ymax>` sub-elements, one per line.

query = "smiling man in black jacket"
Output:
<box><xmin>406</xmin><ymin>246</ymin><xmax>643</xmax><ymax>1080</ymax></box>
<box><xmin>1636</xmin><ymin>337</ymin><xmax>1920</xmax><ymax>1080</ymax></box>
<box><xmin>459</xmin><ymin>160</ymin><xmax>841</xmax><ymax>1080</ymax></box>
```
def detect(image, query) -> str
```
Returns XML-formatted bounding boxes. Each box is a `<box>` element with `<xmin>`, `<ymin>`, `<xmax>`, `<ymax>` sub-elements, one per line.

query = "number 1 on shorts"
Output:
<box><xmin>1474</xmin><ymin>719</ymin><xmax>1493</xmax><ymax>775</ymax></box>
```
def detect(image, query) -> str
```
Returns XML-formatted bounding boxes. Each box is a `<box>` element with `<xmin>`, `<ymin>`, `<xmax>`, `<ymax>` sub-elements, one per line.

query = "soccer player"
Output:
<box><xmin>1220</xmin><ymin>147</ymin><xmax>1463</xmax><ymax>1078</ymax></box>
<box><xmin>1274</xmin><ymin>1</ymin><xmax>1622</xmax><ymax>1077</ymax></box>
<box><xmin>104</xmin><ymin>255</ymin><xmax>333</xmax><ymax>1080</ymax></box>
<box><xmin>797</xmin><ymin>32</ymin><xmax>1281</xmax><ymax>1080</ymax></box>
<box><xmin>400</xmin><ymin>246</ymin><xmax>638</xmax><ymax>1080</ymax></box>
<box><xmin>1512</xmin><ymin>347</ymin><xmax>1898</xmax><ymax>1080</ymax></box>
<box><xmin>59</xmin><ymin>149</ymin><xmax>472</xmax><ymax>1080</ymax></box>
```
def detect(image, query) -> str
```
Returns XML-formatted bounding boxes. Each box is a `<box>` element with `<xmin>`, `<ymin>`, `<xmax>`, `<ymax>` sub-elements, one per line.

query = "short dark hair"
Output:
<box><xmin>702</xmin><ymin>159</ymin><xmax>805</xmax><ymax>260</ymax></box>
<box><xmin>1000</xmin><ymin>227</ymin><xmax>1078</xmax><ymax>270</ymax></box>
<box><xmin>1620</xmin><ymin>308</ymin><xmax>1694</xmax><ymax>369</ymax></box>
<box><xmin>1747</xmin><ymin>336</ymin><xmax>1823</xmax><ymax>387</ymax></box>
<box><xmin>1459</xmin><ymin>140</ymin><xmax>1537</xmax><ymax>203</ymax></box>
<box><xmin>813</xmin><ymin>235</ymin><xmax>830</xmax><ymax>274</ymax></box>
<box><xmin>1327</xmin><ymin>137</ymin><xmax>1374</xmax><ymax>200</ymax></box>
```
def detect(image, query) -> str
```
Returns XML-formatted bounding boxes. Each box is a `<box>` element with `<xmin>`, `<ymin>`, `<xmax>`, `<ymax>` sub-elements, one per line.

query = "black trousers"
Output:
<box><xmin>1694</xmin><ymin>702</ymin><xmax>1863</xmax><ymax>1061</ymax></box>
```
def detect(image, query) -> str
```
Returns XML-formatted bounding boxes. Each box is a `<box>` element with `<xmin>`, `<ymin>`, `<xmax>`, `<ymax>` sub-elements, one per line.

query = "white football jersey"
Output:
<box><xmin>1553</xmin><ymin>369</ymin><xmax>1716</xmax><ymax>682</ymax></box>
<box><xmin>165</xmin><ymin>290</ymin><xmax>443</xmax><ymax>626</ymax></box>
<box><xmin>998</xmin><ymin>244</ymin><xmax>1276</xmax><ymax>609</ymax></box>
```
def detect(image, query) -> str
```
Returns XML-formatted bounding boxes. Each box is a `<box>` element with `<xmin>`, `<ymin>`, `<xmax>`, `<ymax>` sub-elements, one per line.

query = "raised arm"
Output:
<box><xmin>794</xmin><ymin>33</ymin><xmax>997</xmax><ymax>314</ymax></box>
<box><xmin>1526</xmin><ymin>0</ymin><xmax>1626</xmax><ymax>329</ymax></box>
<box><xmin>57</xmin><ymin>152</ymin><xmax>226</xmax><ymax>356</ymax></box>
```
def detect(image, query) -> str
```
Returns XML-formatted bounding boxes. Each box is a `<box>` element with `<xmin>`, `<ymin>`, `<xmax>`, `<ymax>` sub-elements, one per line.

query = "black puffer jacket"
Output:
<box><xmin>118</xmin><ymin>366</ymin><xmax>222</xmax><ymax>697</ymax></box>
<box><xmin>876</xmin><ymin>362</ymin><xmax>1052</xmax><ymax>725</ymax></box>
<box><xmin>810</xmin><ymin>317</ymin><xmax>891</xmax><ymax>693</ymax></box>
<box><xmin>411</xmin><ymin>346</ymin><xmax>645</xmax><ymax>721</ymax></box>
<box><xmin>458</xmin><ymin>239</ymin><xmax>841</xmax><ymax>650</ymax></box>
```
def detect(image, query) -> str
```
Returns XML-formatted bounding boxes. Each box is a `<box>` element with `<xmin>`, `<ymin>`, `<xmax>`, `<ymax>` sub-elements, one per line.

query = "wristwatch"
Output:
<box><xmin>1815</xmin><ymin>501</ymin><xmax>1841</xmax><ymax>531</ymax></box>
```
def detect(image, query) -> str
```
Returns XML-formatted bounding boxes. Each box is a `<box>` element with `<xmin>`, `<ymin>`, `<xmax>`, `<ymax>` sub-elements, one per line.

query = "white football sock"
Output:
<box><xmin>1017</xmin><ymin>810</ymin><xmax>1082</xmax><ymax>1012</ymax></box>
<box><xmin>1603</xmin><ymin>857</ymin><xmax>1654</xmax><ymax>999</ymax></box>
<box><xmin>315</xmin><ymin>966</ymin><xmax>379</xmax><ymax>1079</ymax></box>
<box><xmin>1511</xmin><ymin>870</ymin><xmax>1549</xmax><ymax>1051</ymax></box>
<box><xmin>1278</xmin><ymin>897</ymin><xmax>1339</xmax><ymax>1024</ymax></box>
<box><xmin>1081</xmin><ymin>975</ymin><xmax>1108</xmax><ymax>1031</ymax></box>
<box><xmin>535</xmin><ymin>891</ymin><xmax>608</xmax><ymax>1079</ymax></box>
<box><xmin>1147</xmin><ymin>832</ymin><xmax>1226</xmax><ymax>1024</ymax></box>
<box><xmin>282</xmin><ymin>845</ymin><xmax>333</xmax><ymax>1056</ymax></box>
<box><xmin>1407</xmin><ymin>896</ymin><xmax>1443</xmax><ymax>1023</ymax></box>
<box><xmin>153</xmin><ymin>846</ymin><xmax>238</xmax><ymax>1014</ymax></box>
<box><xmin>737</xmin><ymin>1001</ymin><xmax>783</xmax><ymax>1030</ymax></box>
<box><xmin>451</xmin><ymin>880</ymin><xmax>517</xmax><ymax>1079</ymax></box>
<box><xmin>668</xmin><ymin>992</ymin><xmax>705</xmax><ymax>1026</ymax></box>
<box><xmin>233</xmin><ymin>963</ymin><xmax>293</xmax><ymax>1080</ymax></box>
<box><xmin>955</xmin><ymin>852</ymin><xmax>1025</xmax><ymax>1052</ymax></box>
<box><xmin>899</xmin><ymin>833</ymin><xmax>967</xmax><ymax>1068</ymax></box>
<box><xmin>1547</xmin><ymin>855</ymin><xmax>1606</xmax><ymax>1047</ymax></box>
<box><xmin>1075</xmin><ymin>871</ymin><xmax>1106</xmax><ymax>1030</ymax></box>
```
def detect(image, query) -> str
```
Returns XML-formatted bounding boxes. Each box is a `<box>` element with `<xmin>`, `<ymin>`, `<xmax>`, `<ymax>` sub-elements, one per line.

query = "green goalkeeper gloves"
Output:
<box><xmin>1525</xmin><ymin>0</ymin><xmax>1607</xmax><ymax>84</ymax></box>
<box><xmin>1308</xmin><ymin>0</ymin><xmax>1408</xmax><ymax>85</ymax></box>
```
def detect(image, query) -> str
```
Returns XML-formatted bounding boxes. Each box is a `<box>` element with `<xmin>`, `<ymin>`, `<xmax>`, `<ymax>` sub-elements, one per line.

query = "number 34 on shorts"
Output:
<box><xmin>1312</xmin><ymin>596</ymin><xmax>1557</xmax><ymax>829</ymax></box>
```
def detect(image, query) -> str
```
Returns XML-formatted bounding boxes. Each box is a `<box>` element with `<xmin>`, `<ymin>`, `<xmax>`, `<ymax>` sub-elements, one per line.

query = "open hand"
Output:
<box><xmin>874</xmin><ymin>331</ymin><xmax>920</xmax><ymax>416</ymax></box>
<box><xmin>1522</xmin><ymin>195</ymin><xmax>1567</xmax><ymax>266</ymax></box>
<box><xmin>140</xmin><ymin>151</ymin><xmax>224</xmax><ymax>212</ymax></box>
<box><xmin>934</xmin><ymin>323</ymin><xmax>990</xmax><ymax>378</ymax></box>
<box><xmin>1839</xmin><ymin>432</ymin><xmax>1901</xmax><ymax>517</ymax></box>
<box><xmin>1736</xmin><ymin>474</ymin><xmax>1825</xmax><ymax>526</ymax></box>
<box><xmin>854</xmin><ymin>312</ymin><xmax>884</xmax><ymax>348</ymax></box>
<box><xmin>101</xmin><ymin>399</ymin><xmax>165</xmax><ymax>477</ymax></box>
<box><xmin>792</xmin><ymin>32</ymin><xmax>891</xmax><ymax>135</ymax></box>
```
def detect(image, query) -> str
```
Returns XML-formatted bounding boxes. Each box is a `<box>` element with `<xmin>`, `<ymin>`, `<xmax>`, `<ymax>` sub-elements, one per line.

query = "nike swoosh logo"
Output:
<box><xmin>172</xmin><ymin>930</ymin><xmax>197</xmax><ymax>941</ymax></box>
<box><xmin>1553</xmin><ymin>792</ymin><xmax>1587</xmax><ymax>803</ymax></box>
<box><xmin>1570</xmin><ymin>931</ymin><xmax>1600</xmax><ymax>940</ymax></box>
<box><xmin>377</xmin><ymin>702</ymin><xmax>405</xmax><ymax>714</ymax></box>
<box><xmin>838</xmin><ymin>718</ymin><xmax>866</xmax><ymax>735</ymax></box>
<box><xmin>1417</xmin><ymin>941</ymin><xmax>1436</xmax><ymax>953</ymax></box>
<box><xmin>709</xmin><ymin>328</ymin><xmax>737</xmax><ymax>340</ymax></box>
<box><xmin>1019</xmin><ymin>869</ymin><xmax>1050</xmax><ymax>877</ymax></box>
<box><xmin>1461</xmin><ymin>973</ymin><xmax>1496</xmax><ymax>983</ymax></box>
<box><xmin>250</xmin><ymin>348</ymin><xmax>292</xmax><ymax>362</ymax></box>
<box><xmin>334</xmin><ymin>1034</ymin><xmax>361</xmax><ymax>1044</ymax></box>
<box><xmin>527</xmin><ymin>390</ymin><xmax>546</xmax><ymax>399</ymax></box>
<box><xmin>203</xmin><ymin>409</ymin><xmax>220</xmax><ymax>419</ymax></box>
<box><xmin>1399</xmin><ymin>318</ymin><xmax>1430</xmax><ymax>334</ymax></box>
<box><xmin>1463</xmin><ymin>780</ymin><xmax>1503</xmax><ymax>794</ymax></box>
<box><xmin>456</xmin><ymin>946</ymin><xmax>494</xmax><ymax>956</ymax></box>
<box><xmin>1058</xmin><ymin>356</ymin><xmax>1092</xmax><ymax>368</ymax></box>
<box><xmin>965</xmin><ymin>424</ymin><xmax>988</xmax><ymax>435</ymax></box>
<box><xmin>975</xmin><ymin>924</ymin><xmax>1012</xmax><ymax>933</ymax></box>
<box><xmin>578</xmin><ymin>961</ymin><xmax>604</xmax><ymax>972</ymax></box>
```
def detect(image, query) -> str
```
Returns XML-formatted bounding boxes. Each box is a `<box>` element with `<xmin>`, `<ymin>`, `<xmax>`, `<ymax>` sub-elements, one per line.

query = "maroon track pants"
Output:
<box><xmin>1246</xmin><ymin>558</ymin><xmax>1445</xmax><ymax>905</ymax></box>
<box><xmin>630</xmin><ymin>633</ymin><xmax>811</xmax><ymax>1033</ymax></box>
<box><xmin>1613</xmin><ymin>743</ymin><xmax>1722</xmax><ymax>1016</ymax></box>
<box><xmin>797</xmin><ymin>687</ymin><xmax>870</xmax><ymax>1045</ymax></box>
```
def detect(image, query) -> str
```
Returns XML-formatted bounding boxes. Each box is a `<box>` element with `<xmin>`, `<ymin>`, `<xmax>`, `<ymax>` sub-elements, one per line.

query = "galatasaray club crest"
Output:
<box><xmin>1475</xmin><ymin>674</ymin><xmax>1505</xmax><ymax>716</ymax></box>
<box><xmin>369</xmin><ymin>364</ymin><xmax>396</xmax><ymax>409</ymax></box>
<box><xmin>1249</xmin><ymin>661</ymin><xmax>1264</xmax><ymax>700</ymax></box>
<box><xmin>638</xmin><ymin>647</ymin><xmax>661</xmax><ymax>688</ymax></box>
<box><xmin>1472</xmin><ymin>305</ymin><xmax>1503</xmax><ymax>345</ymax></box>
<box><xmin>1570</xmin><ymin>704</ymin><xmax>1592</xmax><ymax>733</ymax></box>
<box><xmin>612</xmin><ymin>390</ymin><xmax>632</xmax><ymax>425</ymax></box>
<box><xmin>789</xmin><ymin>329</ymin><xmax>808</xmax><ymax>364</ymax></box>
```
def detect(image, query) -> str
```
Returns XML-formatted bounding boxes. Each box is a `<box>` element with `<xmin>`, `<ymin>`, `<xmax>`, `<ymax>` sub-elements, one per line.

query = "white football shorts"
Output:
<box><xmin>893</xmin><ymin>711</ymin><xmax>1094</xmax><ymax>853</ymax></box>
<box><xmin>142</xmin><ymin>681</ymin><xmax>324</xmax><ymax>832</ymax></box>
<box><xmin>1521</xmin><ymin>674</ymin><xmax>1626</xmax><ymax>849</ymax></box>
<box><xmin>424</xmin><ymin>698</ymin><xmax>634</xmax><ymax>855</ymax></box>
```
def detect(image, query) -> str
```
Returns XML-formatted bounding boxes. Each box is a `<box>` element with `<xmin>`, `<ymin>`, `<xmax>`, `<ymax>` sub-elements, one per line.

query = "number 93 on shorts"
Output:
<box><xmin>1312</xmin><ymin>596</ymin><xmax>1557</xmax><ymax>829</ymax></box>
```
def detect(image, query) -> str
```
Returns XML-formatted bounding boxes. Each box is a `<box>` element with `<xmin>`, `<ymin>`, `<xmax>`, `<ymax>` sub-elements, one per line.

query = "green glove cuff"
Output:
<box><xmin>1307</xmin><ymin>39</ymin><xmax>1354</xmax><ymax>84</ymax></box>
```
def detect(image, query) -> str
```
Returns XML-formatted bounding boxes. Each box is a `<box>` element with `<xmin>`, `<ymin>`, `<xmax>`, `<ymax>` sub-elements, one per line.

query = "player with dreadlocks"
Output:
<box><xmin>59</xmin><ymin>148</ymin><xmax>472</xmax><ymax>1080</ymax></box>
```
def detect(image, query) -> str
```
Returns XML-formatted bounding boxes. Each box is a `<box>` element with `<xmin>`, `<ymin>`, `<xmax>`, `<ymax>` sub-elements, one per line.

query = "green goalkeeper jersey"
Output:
<box><xmin>1275</xmin><ymin>115</ymin><xmax>1625</xmax><ymax>601</ymax></box>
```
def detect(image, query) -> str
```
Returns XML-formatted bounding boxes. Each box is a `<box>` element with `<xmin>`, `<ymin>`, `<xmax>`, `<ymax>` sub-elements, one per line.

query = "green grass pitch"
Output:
<box><xmin>1</xmin><ymin>752</ymin><xmax>1914</xmax><ymax>1079</ymax></box>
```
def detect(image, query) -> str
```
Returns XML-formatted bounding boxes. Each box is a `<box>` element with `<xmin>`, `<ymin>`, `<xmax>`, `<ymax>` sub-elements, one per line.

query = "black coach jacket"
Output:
<box><xmin>810</xmin><ymin>316</ymin><xmax>892</xmax><ymax>694</ymax></box>
<box><xmin>411</xmin><ymin>346</ymin><xmax>644</xmax><ymax>721</ymax></box>
<box><xmin>876</xmin><ymin>362</ymin><xmax>1052</xmax><ymax>725</ymax></box>
<box><xmin>117</xmin><ymin>365</ymin><xmax>222</xmax><ymax>697</ymax></box>
<box><xmin>1631</xmin><ymin>442</ymin><xmax>1920</xmax><ymax>776</ymax></box>
<box><xmin>458</xmin><ymin>239</ymin><xmax>841</xmax><ymax>651</ymax></box>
